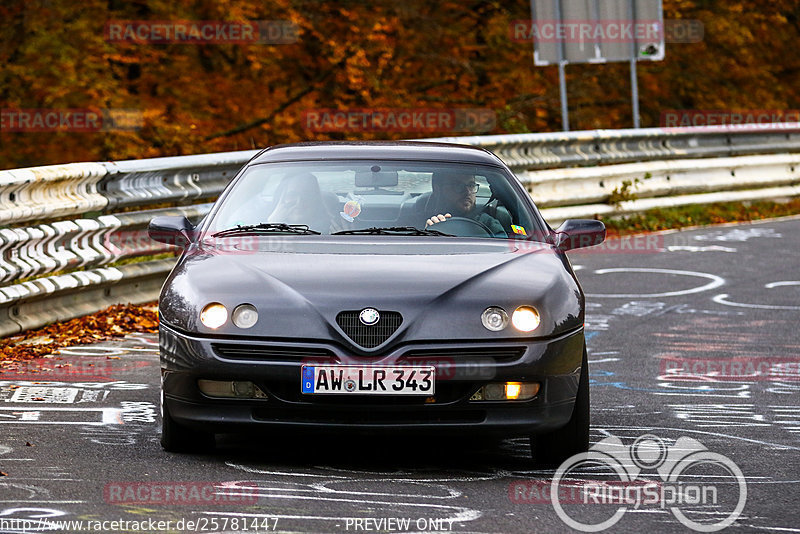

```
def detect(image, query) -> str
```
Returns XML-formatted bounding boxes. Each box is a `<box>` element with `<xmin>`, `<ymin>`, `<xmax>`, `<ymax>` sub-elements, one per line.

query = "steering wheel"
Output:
<box><xmin>429</xmin><ymin>216</ymin><xmax>494</xmax><ymax>237</ymax></box>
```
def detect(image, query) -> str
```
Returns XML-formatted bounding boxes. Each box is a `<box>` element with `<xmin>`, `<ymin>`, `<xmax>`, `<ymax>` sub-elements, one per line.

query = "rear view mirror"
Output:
<box><xmin>552</xmin><ymin>219</ymin><xmax>606</xmax><ymax>251</ymax></box>
<box><xmin>148</xmin><ymin>215</ymin><xmax>195</xmax><ymax>247</ymax></box>
<box><xmin>355</xmin><ymin>169</ymin><xmax>399</xmax><ymax>187</ymax></box>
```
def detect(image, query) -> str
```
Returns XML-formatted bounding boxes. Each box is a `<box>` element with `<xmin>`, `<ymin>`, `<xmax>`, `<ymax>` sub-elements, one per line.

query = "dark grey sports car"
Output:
<box><xmin>149</xmin><ymin>141</ymin><xmax>605</xmax><ymax>463</ymax></box>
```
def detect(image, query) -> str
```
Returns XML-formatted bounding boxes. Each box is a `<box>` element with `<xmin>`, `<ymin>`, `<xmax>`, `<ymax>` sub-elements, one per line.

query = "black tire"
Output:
<box><xmin>160</xmin><ymin>394</ymin><xmax>215</xmax><ymax>453</ymax></box>
<box><xmin>530</xmin><ymin>346</ymin><xmax>590</xmax><ymax>465</ymax></box>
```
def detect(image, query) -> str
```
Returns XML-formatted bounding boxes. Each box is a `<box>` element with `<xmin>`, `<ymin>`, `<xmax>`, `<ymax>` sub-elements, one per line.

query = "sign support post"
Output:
<box><xmin>629</xmin><ymin>0</ymin><xmax>641</xmax><ymax>128</ymax></box>
<box><xmin>559</xmin><ymin>62</ymin><xmax>569</xmax><ymax>131</ymax></box>
<box><xmin>630</xmin><ymin>59</ymin><xmax>640</xmax><ymax>129</ymax></box>
<box><xmin>530</xmin><ymin>0</ymin><xmax>664</xmax><ymax>130</ymax></box>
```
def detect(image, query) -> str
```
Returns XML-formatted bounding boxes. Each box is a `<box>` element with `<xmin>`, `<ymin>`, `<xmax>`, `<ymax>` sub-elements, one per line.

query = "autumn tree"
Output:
<box><xmin>0</xmin><ymin>0</ymin><xmax>798</xmax><ymax>168</ymax></box>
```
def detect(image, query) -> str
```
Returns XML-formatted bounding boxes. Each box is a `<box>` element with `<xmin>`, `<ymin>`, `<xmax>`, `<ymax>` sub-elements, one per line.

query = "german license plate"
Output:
<box><xmin>301</xmin><ymin>365</ymin><xmax>435</xmax><ymax>395</ymax></box>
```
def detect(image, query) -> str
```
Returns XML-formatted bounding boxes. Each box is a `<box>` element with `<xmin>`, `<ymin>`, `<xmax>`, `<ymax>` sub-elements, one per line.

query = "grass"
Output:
<box><xmin>598</xmin><ymin>197</ymin><xmax>800</xmax><ymax>236</ymax></box>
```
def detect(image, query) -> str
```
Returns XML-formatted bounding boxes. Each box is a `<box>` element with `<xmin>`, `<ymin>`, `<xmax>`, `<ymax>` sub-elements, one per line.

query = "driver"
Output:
<box><xmin>424</xmin><ymin>170</ymin><xmax>505</xmax><ymax>235</ymax></box>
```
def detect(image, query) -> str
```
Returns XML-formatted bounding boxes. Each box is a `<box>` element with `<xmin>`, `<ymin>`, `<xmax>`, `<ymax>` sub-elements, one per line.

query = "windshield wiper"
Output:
<box><xmin>212</xmin><ymin>223</ymin><xmax>321</xmax><ymax>237</ymax></box>
<box><xmin>332</xmin><ymin>226</ymin><xmax>454</xmax><ymax>237</ymax></box>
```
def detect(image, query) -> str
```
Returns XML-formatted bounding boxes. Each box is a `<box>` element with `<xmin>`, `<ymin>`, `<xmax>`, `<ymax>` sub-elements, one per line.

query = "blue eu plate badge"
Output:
<box><xmin>302</xmin><ymin>366</ymin><xmax>315</xmax><ymax>393</ymax></box>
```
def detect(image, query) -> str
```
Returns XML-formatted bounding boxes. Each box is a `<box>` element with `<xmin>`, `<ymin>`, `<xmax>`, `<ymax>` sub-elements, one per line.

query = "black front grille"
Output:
<box><xmin>400</xmin><ymin>347</ymin><xmax>526</xmax><ymax>363</ymax></box>
<box><xmin>213</xmin><ymin>344</ymin><xmax>335</xmax><ymax>363</ymax></box>
<box><xmin>336</xmin><ymin>310</ymin><xmax>402</xmax><ymax>349</ymax></box>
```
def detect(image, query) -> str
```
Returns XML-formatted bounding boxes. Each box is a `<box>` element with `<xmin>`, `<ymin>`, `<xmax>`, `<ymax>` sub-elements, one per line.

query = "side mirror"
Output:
<box><xmin>552</xmin><ymin>219</ymin><xmax>606</xmax><ymax>251</ymax></box>
<box><xmin>148</xmin><ymin>216</ymin><xmax>195</xmax><ymax>247</ymax></box>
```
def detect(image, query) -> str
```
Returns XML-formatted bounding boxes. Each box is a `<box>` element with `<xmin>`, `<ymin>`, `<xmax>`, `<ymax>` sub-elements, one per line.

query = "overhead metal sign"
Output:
<box><xmin>528</xmin><ymin>0</ymin><xmax>664</xmax><ymax>130</ymax></box>
<box><xmin>531</xmin><ymin>0</ymin><xmax>664</xmax><ymax>65</ymax></box>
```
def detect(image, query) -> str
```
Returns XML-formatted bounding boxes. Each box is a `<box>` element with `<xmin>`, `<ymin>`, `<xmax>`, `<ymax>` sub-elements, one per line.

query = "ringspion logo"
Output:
<box><xmin>544</xmin><ymin>434</ymin><xmax>746</xmax><ymax>532</ymax></box>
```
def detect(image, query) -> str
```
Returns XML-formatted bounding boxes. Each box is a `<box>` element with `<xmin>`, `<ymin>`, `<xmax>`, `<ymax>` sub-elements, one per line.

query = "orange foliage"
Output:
<box><xmin>0</xmin><ymin>303</ymin><xmax>158</xmax><ymax>364</ymax></box>
<box><xmin>0</xmin><ymin>0</ymin><xmax>797</xmax><ymax>168</ymax></box>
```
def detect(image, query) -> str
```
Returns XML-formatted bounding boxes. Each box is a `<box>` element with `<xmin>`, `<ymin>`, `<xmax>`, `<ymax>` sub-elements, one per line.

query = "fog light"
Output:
<box><xmin>200</xmin><ymin>303</ymin><xmax>227</xmax><ymax>329</ymax></box>
<box><xmin>197</xmin><ymin>380</ymin><xmax>267</xmax><ymax>399</ymax></box>
<box><xmin>505</xmin><ymin>382</ymin><xmax>522</xmax><ymax>399</ymax></box>
<box><xmin>512</xmin><ymin>306</ymin><xmax>540</xmax><ymax>332</ymax></box>
<box><xmin>484</xmin><ymin>383</ymin><xmax>505</xmax><ymax>400</ymax></box>
<box><xmin>232</xmin><ymin>304</ymin><xmax>258</xmax><ymax>329</ymax></box>
<box><xmin>475</xmin><ymin>381</ymin><xmax>539</xmax><ymax>401</ymax></box>
<box><xmin>481</xmin><ymin>307</ymin><xmax>508</xmax><ymax>331</ymax></box>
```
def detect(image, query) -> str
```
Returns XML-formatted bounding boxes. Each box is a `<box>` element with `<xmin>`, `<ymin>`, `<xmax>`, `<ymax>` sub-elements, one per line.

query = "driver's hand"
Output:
<box><xmin>425</xmin><ymin>213</ymin><xmax>452</xmax><ymax>227</ymax></box>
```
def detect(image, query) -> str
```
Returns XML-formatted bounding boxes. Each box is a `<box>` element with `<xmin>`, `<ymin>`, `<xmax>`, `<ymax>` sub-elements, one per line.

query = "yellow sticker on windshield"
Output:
<box><xmin>511</xmin><ymin>225</ymin><xmax>527</xmax><ymax>236</ymax></box>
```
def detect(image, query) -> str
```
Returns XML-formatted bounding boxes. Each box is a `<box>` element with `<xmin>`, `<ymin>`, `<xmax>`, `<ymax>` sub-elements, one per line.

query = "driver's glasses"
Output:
<box><xmin>444</xmin><ymin>182</ymin><xmax>479</xmax><ymax>194</ymax></box>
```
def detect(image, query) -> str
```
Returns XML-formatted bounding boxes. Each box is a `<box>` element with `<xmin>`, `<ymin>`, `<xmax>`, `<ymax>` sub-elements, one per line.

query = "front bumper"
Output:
<box><xmin>159</xmin><ymin>321</ymin><xmax>585</xmax><ymax>436</ymax></box>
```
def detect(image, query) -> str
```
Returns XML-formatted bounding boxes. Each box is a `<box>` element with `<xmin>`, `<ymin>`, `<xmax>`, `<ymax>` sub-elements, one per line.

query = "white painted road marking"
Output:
<box><xmin>586</xmin><ymin>268</ymin><xmax>726</xmax><ymax>298</ymax></box>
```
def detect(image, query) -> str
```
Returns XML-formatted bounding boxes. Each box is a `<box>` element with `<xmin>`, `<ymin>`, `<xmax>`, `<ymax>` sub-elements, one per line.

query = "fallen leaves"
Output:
<box><xmin>0</xmin><ymin>303</ymin><xmax>159</xmax><ymax>365</ymax></box>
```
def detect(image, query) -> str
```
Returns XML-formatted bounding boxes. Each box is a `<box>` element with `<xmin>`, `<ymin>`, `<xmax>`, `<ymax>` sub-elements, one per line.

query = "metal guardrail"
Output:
<box><xmin>100</xmin><ymin>150</ymin><xmax>258</xmax><ymax>211</ymax></box>
<box><xmin>0</xmin><ymin>204</ymin><xmax>212</xmax><ymax>285</ymax></box>
<box><xmin>0</xmin><ymin>163</ymin><xmax>108</xmax><ymax>225</ymax></box>
<box><xmin>1</xmin><ymin>124</ymin><xmax>799</xmax><ymax>336</ymax></box>
<box><xmin>428</xmin><ymin>124</ymin><xmax>800</xmax><ymax>171</ymax></box>
<box><xmin>0</xmin><ymin>203</ymin><xmax>212</xmax><ymax>336</ymax></box>
<box><xmin>526</xmin><ymin>153</ymin><xmax>800</xmax><ymax>222</ymax></box>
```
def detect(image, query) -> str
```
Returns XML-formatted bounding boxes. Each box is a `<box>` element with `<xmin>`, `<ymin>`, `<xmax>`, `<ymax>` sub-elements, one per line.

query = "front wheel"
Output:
<box><xmin>530</xmin><ymin>346</ymin><xmax>590</xmax><ymax>465</ymax></box>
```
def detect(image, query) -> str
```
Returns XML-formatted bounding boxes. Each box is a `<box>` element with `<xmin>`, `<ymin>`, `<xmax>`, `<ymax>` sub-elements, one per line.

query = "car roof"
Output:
<box><xmin>250</xmin><ymin>141</ymin><xmax>505</xmax><ymax>166</ymax></box>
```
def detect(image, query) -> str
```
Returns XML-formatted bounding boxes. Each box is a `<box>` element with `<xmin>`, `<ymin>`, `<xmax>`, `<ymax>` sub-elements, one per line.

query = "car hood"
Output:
<box><xmin>159</xmin><ymin>237</ymin><xmax>583</xmax><ymax>351</ymax></box>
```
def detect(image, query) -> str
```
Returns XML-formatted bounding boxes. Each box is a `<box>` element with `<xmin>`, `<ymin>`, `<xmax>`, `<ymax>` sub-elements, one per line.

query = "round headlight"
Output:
<box><xmin>200</xmin><ymin>303</ymin><xmax>227</xmax><ymax>329</ymax></box>
<box><xmin>232</xmin><ymin>304</ymin><xmax>258</xmax><ymax>329</ymax></box>
<box><xmin>481</xmin><ymin>307</ymin><xmax>508</xmax><ymax>331</ymax></box>
<box><xmin>512</xmin><ymin>306</ymin><xmax>540</xmax><ymax>332</ymax></box>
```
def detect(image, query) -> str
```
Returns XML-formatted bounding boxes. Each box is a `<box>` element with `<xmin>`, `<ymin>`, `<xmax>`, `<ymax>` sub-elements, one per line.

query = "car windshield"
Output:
<box><xmin>206</xmin><ymin>161</ymin><xmax>545</xmax><ymax>241</ymax></box>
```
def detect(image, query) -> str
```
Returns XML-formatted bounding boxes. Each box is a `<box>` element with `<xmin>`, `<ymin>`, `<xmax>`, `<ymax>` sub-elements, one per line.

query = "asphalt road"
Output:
<box><xmin>1</xmin><ymin>217</ymin><xmax>799</xmax><ymax>534</ymax></box>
